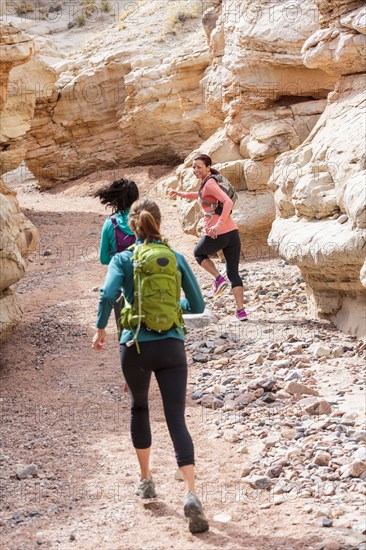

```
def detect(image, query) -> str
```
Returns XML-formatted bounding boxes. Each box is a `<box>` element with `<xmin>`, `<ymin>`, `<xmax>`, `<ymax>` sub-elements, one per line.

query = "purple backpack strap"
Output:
<box><xmin>111</xmin><ymin>215</ymin><xmax>136</xmax><ymax>252</ymax></box>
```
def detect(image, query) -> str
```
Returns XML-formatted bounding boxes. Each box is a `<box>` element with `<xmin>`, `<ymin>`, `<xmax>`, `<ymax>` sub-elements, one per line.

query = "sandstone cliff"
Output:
<box><xmin>0</xmin><ymin>23</ymin><xmax>42</xmax><ymax>339</ymax></box>
<box><xmin>169</xmin><ymin>0</ymin><xmax>337</xmax><ymax>255</ymax></box>
<box><xmin>24</xmin><ymin>1</ymin><xmax>222</xmax><ymax>188</ymax></box>
<box><xmin>269</xmin><ymin>1</ymin><xmax>366</xmax><ymax>338</ymax></box>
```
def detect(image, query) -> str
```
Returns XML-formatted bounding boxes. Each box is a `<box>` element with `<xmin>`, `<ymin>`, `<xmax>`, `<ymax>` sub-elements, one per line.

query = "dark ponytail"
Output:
<box><xmin>129</xmin><ymin>199</ymin><xmax>162</xmax><ymax>242</ymax></box>
<box><xmin>94</xmin><ymin>178</ymin><xmax>139</xmax><ymax>213</ymax></box>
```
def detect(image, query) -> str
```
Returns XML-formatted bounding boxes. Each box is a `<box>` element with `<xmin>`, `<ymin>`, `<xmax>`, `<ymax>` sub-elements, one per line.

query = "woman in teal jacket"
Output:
<box><xmin>95</xmin><ymin>178</ymin><xmax>139</xmax><ymax>325</ymax></box>
<box><xmin>92</xmin><ymin>199</ymin><xmax>209</xmax><ymax>534</ymax></box>
<box><xmin>95</xmin><ymin>178</ymin><xmax>139</xmax><ymax>265</ymax></box>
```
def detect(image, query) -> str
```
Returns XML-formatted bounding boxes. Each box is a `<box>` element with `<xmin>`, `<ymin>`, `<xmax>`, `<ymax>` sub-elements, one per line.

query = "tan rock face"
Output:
<box><xmin>269</xmin><ymin>71</ymin><xmax>366</xmax><ymax>338</ymax></box>
<box><xmin>170</xmin><ymin>1</ymin><xmax>336</xmax><ymax>251</ymax></box>
<box><xmin>269</xmin><ymin>1</ymin><xmax>366</xmax><ymax>337</ymax></box>
<box><xmin>24</xmin><ymin>2</ymin><xmax>222</xmax><ymax>188</ymax></box>
<box><xmin>0</xmin><ymin>22</ymin><xmax>40</xmax><ymax>340</ymax></box>
<box><xmin>0</xmin><ymin>180</ymin><xmax>39</xmax><ymax>340</ymax></box>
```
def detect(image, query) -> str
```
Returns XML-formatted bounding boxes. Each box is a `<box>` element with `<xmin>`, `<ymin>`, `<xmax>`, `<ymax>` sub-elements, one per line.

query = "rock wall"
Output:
<box><xmin>0</xmin><ymin>23</ymin><xmax>41</xmax><ymax>340</ymax></box>
<box><xmin>24</xmin><ymin>1</ymin><xmax>222</xmax><ymax>188</ymax></box>
<box><xmin>269</xmin><ymin>1</ymin><xmax>366</xmax><ymax>338</ymax></box>
<box><xmin>169</xmin><ymin>0</ymin><xmax>337</xmax><ymax>255</ymax></box>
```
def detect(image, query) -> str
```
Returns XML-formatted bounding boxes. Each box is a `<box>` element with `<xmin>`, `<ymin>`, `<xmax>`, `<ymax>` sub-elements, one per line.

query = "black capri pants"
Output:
<box><xmin>194</xmin><ymin>229</ymin><xmax>243</xmax><ymax>288</ymax></box>
<box><xmin>120</xmin><ymin>339</ymin><xmax>194</xmax><ymax>467</ymax></box>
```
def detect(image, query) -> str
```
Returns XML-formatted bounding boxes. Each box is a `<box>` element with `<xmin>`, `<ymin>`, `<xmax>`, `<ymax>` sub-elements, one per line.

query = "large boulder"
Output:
<box><xmin>0</xmin><ymin>180</ymin><xmax>39</xmax><ymax>340</ymax></box>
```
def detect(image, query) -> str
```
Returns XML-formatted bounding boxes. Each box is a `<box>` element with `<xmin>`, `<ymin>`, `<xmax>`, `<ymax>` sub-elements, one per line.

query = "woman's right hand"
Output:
<box><xmin>92</xmin><ymin>328</ymin><xmax>106</xmax><ymax>350</ymax></box>
<box><xmin>168</xmin><ymin>190</ymin><xmax>180</xmax><ymax>198</ymax></box>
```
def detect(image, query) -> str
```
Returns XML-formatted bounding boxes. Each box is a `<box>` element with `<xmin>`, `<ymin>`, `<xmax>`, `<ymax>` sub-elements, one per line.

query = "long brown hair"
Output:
<box><xmin>128</xmin><ymin>199</ymin><xmax>162</xmax><ymax>242</ymax></box>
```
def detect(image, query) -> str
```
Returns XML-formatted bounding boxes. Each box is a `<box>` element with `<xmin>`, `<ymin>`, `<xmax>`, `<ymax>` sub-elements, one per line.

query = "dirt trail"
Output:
<box><xmin>0</xmin><ymin>170</ymin><xmax>364</xmax><ymax>549</ymax></box>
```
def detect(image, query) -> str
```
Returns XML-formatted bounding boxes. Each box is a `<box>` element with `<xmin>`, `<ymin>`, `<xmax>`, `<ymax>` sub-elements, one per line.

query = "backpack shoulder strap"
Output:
<box><xmin>110</xmin><ymin>215</ymin><xmax>118</xmax><ymax>228</ymax></box>
<box><xmin>198</xmin><ymin>174</ymin><xmax>220</xmax><ymax>207</ymax></box>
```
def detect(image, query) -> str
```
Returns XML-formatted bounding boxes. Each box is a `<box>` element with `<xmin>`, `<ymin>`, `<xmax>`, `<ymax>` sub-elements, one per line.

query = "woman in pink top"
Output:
<box><xmin>170</xmin><ymin>154</ymin><xmax>247</xmax><ymax>321</ymax></box>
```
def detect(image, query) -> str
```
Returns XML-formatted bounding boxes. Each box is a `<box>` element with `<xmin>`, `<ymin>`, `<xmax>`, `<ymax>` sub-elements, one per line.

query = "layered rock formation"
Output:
<box><xmin>0</xmin><ymin>23</ymin><xmax>41</xmax><ymax>339</ymax></box>
<box><xmin>269</xmin><ymin>1</ymin><xmax>366</xmax><ymax>337</ymax></box>
<box><xmin>24</xmin><ymin>1</ymin><xmax>222</xmax><ymax>188</ymax></box>
<box><xmin>170</xmin><ymin>0</ymin><xmax>337</xmax><ymax>255</ymax></box>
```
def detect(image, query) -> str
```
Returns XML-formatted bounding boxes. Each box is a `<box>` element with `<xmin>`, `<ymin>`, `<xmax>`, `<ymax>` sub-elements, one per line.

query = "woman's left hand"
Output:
<box><xmin>207</xmin><ymin>224</ymin><xmax>219</xmax><ymax>239</ymax></box>
<box><xmin>92</xmin><ymin>328</ymin><xmax>106</xmax><ymax>350</ymax></box>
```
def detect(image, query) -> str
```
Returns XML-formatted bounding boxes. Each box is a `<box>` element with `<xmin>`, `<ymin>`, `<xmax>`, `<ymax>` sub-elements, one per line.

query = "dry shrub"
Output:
<box><xmin>165</xmin><ymin>0</ymin><xmax>202</xmax><ymax>31</ymax></box>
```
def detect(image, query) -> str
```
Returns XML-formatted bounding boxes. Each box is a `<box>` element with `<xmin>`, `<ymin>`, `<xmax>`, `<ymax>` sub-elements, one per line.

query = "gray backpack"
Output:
<box><xmin>198</xmin><ymin>173</ymin><xmax>238</xmax><ymax>215</ymax></box>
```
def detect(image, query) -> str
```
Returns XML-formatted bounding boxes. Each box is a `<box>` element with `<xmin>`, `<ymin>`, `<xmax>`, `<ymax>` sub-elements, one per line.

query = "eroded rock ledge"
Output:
<box><xmin>269</xmin><ymin>0</ymin><xmax>366</xmax><ymax>338</ymax></box>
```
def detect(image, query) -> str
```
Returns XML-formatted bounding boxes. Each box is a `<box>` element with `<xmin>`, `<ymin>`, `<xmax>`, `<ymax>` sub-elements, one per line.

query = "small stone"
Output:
<box><xmin>266</xmin><ymin>465</ymin><xmax>283</xmax><ymax>478</ymax></box>
<box><xmin>285</xmin><ymin>381</ymin><xmax>319</xmax><ymax>397</ymax></box>
<box><xmin>248</xmin><ymin>378</ymin><xmax>276</xmax><ymax>392</ymax></box>
<box><xmin>241</xmin><ymin>465</ymin><xmax>251</xmax><ymax>477</ymax></box>
<box><xmin>314</xmin><ymin>451</ymin><xmax>332</xmax><ymax>467</ymax></box>
<box><xmin>192</xmin><ymin>353</ymin><xmax>209</xmax><ymax>363</ymax></box>
<box><xmin>245</xmin><ymin>475</ymin><xmax>272</xmax><ymax>490</ymax></box>
<box><xmin>284</xmin><ymin>371</ymin><xmax>300</xmax><ymax>382</ymax></box>
<box><xmin>341</xmin><ymin>460</ymin><xmax>366</xmax><ymax>478</ymax></box>
<box><xmin>69</xmin><ymin>533</ymin><xmax>76</xmax><ymax>541</ymax></box>
<box><xmin>223</xmin><ymin>430</ymin><xmax>240</xmax><ymax>443</ymax></box>
<box><xmin>321</xmin><ymin>518</ymin><xmax>333</xmax><ymax>528</ymax></box>
<box><xmin>273</xmin><ymin>494</ymin><xmax>286</xmax><ymax>505</ymax></box>
<box><xmin>317</xmin><ymin>540</ymin><xmax>341</xmax><ymax>550</ymax></box>
<box><xmin>308</xmin><ymin>343</ymin><xmax>331</xmax><ymax>357</ymax></box>
<box><xmin>213</xmin><ymin>512</ymin><xmax>232</xmax><ymax>523</ymax></box>
<box><xmin>301</xmin><ymin>398</ymin><xmax>332</xmax><ymax>416</ymax></box>
<box><xmin>264</xmin><ymin>434</ymin><xmax>281</xmax><ymax>448</ymax></box>
<box><xmin>332</xmin><ymin>346</ymin><xmax>345</xmax><ymax>358</ymax></box>
<box><xmin>246</xmin><ymin>353</ymin><xmax>265</xmax><ymax>365</ymax></box>
<box><xmin>16</xmin><ymin>464</ymin><xmax>38</xmax><ymax>480</ymax></box>
<box><xmin>43</xmin><ymin>249</ymin><xmax>53</xmax><ymax>256</ymax></box>
<box><xmin>223</xmin><ymin>401</ymin><xmax>236</xmax><ymax>412</ymax></box>
<box><xmin>286</xmin><ymin>448</ymin><xmax>302</xmax><ymax>460</ymax></box>
<box><xmin>337</xmin><ymin>214</ymin><xmax>348</xmax><ymax>224</ymax></box>
<box><xmin>236</xmin><ymin>445</ymin><xmax>249</xmax><ymax>454</ymax></box>
<box><xmin>261</xmin><ymin>392</ymin><xmax>277</xmax><ymax>403</ymax></box>
<box><xmin>354</xmin><ymin>447</ymin><xmax>366</xmax><ymax>461</ymax></box>
<box><xmin>192</xmin><ymin>390</ymin><xmax>204</xmax><ymax>400</ymax></box>
<box><xmin>281</xmin><ymin>428</ymin><xmax>297</xmax><ymax>440</ymax></box>
<box><xmin>234</xmin><ymin>392</ymin><xmax>256</xmax><ymax>407</ymax></box>
<box><xmin>200</xmin><ymin>395</ymin><xmax>223</xmax><ymax>409</ymax></box>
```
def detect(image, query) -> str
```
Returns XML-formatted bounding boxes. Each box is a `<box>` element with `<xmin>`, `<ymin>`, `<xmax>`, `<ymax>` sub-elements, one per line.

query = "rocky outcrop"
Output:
<box><xmin>0</xmin><ymin>23</ymin><xmax>41</xmax><ymax>340</ymax></box>
<box><xmin>169</xmin><ymin>0</ymin><xmax>336</xmax><ymax>253</ymax></box>
<box><xmin>269</xmin><ymin>1</ymin><xmax>366</xmax><ymax>338</ymax></box>
<box><xmin>302</xmin><ymin>4</ymin><xmax>366</xmax><ymax>75</ymax></box>
<box><xmin>24</xmin><ymin>1</ymin><xmax>222</xmax><ymax>188</ymax></box>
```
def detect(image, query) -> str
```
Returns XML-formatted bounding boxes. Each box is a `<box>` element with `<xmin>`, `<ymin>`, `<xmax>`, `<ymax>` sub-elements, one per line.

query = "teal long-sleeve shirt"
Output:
<box><xmin>96</xmin><ymin>244</ymin><xmax>205</xmax><ymax>344</ymax></box>
<box><xmin>99</xmin><ymin>210</ymin><xmax>134</xmax><ymax>265</ymax></box>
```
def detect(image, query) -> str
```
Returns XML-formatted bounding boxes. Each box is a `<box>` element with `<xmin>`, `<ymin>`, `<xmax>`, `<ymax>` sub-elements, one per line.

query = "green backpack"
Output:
<box><xmin>120</xmin><ymin>241</ymin><xmax>185</xmax><ymax>351</ymax></box>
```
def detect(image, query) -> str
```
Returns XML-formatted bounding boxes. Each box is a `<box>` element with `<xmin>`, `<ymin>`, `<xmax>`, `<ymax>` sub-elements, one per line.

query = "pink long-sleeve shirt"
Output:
<box><xmin>180</xmin><ymin>177</ymin><xmax>237</xmax><ymax>236</ymax></box>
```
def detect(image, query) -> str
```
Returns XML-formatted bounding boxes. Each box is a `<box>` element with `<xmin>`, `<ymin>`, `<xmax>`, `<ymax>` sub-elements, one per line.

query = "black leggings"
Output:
<box><xmin>194</xmin><ymin>229</ymin><xmax>243</xmax><ymax>288</ymax></box>
<box><xmin>120</xmin><ymin>339</ymin><xmax>194</xmax><ymax>467</ymax></box>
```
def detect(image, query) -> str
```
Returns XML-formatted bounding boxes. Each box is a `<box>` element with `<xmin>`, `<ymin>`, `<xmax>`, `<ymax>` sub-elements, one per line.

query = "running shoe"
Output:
<box><xmin>184</xmin><ymin>490</ymin><xmax>209</xmax><ymax>534</ymax></box>
<box><xmin>136</xmin><ymin>478</ymin><xmax>156</xmax><ymax>499</ymax></box>
<box><xmin>212</xmin><ymin>275</ymin><xmax>228</xmax><ymax>297</ymax></box>
<box><xmin>236</xmin><ymin>309</ymin><xmax>248</xmax><ymax>321</ymax></box>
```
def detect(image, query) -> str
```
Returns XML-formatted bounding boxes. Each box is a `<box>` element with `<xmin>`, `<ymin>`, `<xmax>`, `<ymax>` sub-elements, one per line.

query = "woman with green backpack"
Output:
<box><xmin>92</xmin><ymin>199</ymin><xmax>209</xmax><ymax>534</ymax></box>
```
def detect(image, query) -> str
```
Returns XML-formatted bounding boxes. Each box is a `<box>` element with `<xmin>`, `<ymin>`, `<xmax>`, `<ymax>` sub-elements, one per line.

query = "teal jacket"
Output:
<box><xmin>96</xmin><ymin>244</ymin><xmax>205</xmax><ymax>344</ymax></box>
<box><xmin>99</xmin><ymin>210</ymin><xmax>134</xmax><ymax>265</ymax></box>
